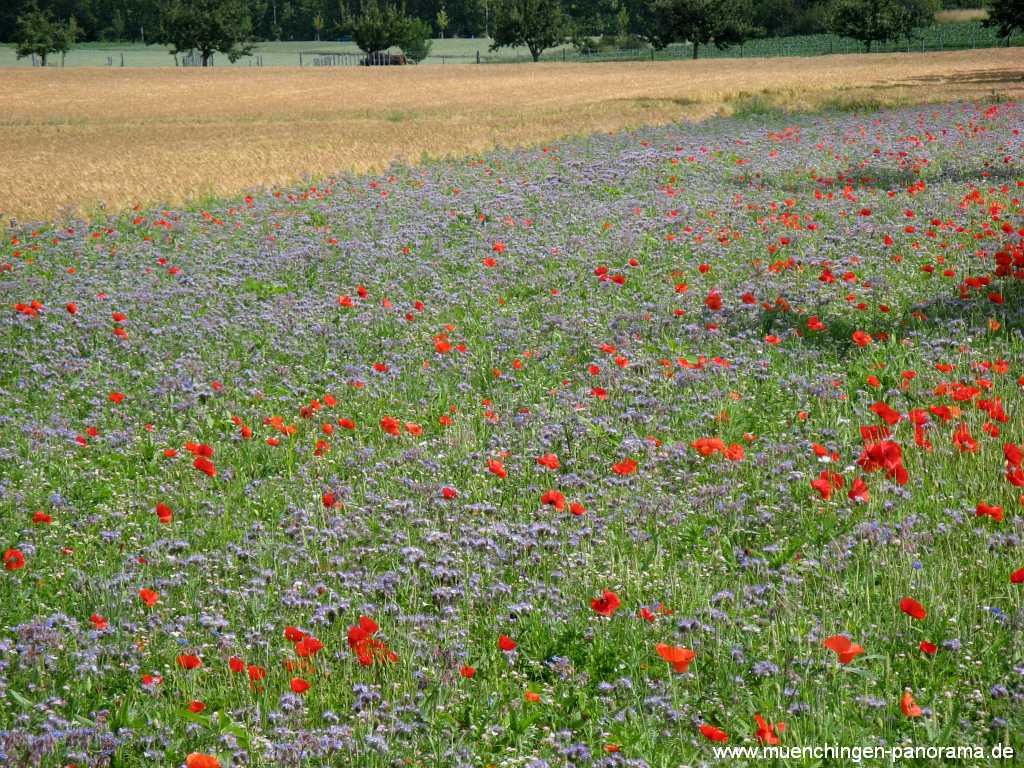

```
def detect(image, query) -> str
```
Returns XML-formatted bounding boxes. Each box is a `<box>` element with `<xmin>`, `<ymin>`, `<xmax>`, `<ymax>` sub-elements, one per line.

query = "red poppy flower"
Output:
<box><xmin>66</xmin><ymin>303</ymin><xmax>78</xmax><ymax>314</ymax></box>
<box><xmin>823</xmin><ymin>634</ymin><xmax>864</xmax><ymax>664</ymax></box>
<box><xmin>611</xmin><ymin>458</ymin><xmax>637</xmax><ymax>476</ymax></box>
<box><xmin>976</xmin><ymin>502</ymin><xmax>1004</xmax><ymax>523</ymax></box>
<box><xmin>754</xmin><ymin>714</ymin><xmax>785</xmax><ymax>745</ymax></box>
<box><xmin>901</xmin><ymin>690</ymin><xmax>923</xmax><ymax>718</ymax></box>
<box><xmin>655</xmin><ymin>643</ymin><xmax>695</xmax><ymax>672</ymax></box>
<box><xmin>347</xmin><ymin>616</ymin><xmax>398</xmax><ymax>665</ymax></box>
<box><xmin>284</xmin><ymin>626</ymin><xmax>305</xmax><ymax>643</ymax></box>
<box><xmin>32</xmin><ymin>511</ymin><xmax>52</xmax><ymax>524</ymax></box>
<box><xmin>852</xmin><ymin>330</ymin><xmax>872</xmax><ymax>347</ymax></box>
<box><xmin>294</xmin><ymin>636</ymin><xmax>324</xmax><ymax>657</ymax></box>
<box><xmin>591</xmin><ymin>589</ymin><xmax>621</xmax><ymax>617</ymax></box>
<box><xmin>498</xmin><ymin>634</ymin><xmax>517</xmax><ymax>652</ymax></box>
<box><xmin>857</xmin><ymin>440</ymin><xmax>908</xmax><ymax>485</ymax></box>
<box><xmin>699</xmin><ymin>723</ymin><xmax>728</xmax><ymax>743</ymax></box>
<box><xmin>900</xmin><ymin>597</ymin><xmax>927</xmax><ymax>620</ymax></box>
<box><xmin>247</xmin><ymin>664</ymin><xmax>267</xmax><ymax>682</ymax></box>
<box><xmin>155</xmin><ymin>503</ymin><xmax>173</xmax><ymax>524</ymax></box>
<box><xmin>228</xmin><ymin>656</ymin><xmax>245</xmax><ymax>673</ymax></box>
<box><xmin>193</xmin><ymin>457</ymin><xmax>216</xmax><ymax>477</ymax></box>
<box><xmin>848</xmin><ymin>477</ymin><xmax>870</xmax><ymax>503</ymax></box>
<box><xmin>108</xmin><ymin>392</ymin><xmax>125</xmax><ymax>404</ymax></box>
<box><xmin>811</xmin><ymin>470</ymin><xmax>844</xmax><ymax>500</ymax></box>
<box><xmin>691</xmin><ymin>437</ymin><xmax>726</xmax><ymax>456</ymax></box>
<box><xmin>460</xmin><ymin>665</ymin><xmax>476</xmax><ymax>678</ymax></box>
<box><xmin>185</xmin><ymin>754</ymin><xmax>221</xmax><ymax>768</ymax></box>
<box><xmin>540</xmin><ymin>490</ymin><xmax>566</xmax><ymax>512</ymax></box>
<box><xmin>1010</xmin><ymin>568</ymin><xmax>1024</xmax><ymax>584</ymax></box>
<box><xmin>89</xmin><ymin>613</ymin><xmax>108</xmax><ymax>630</ymax></box>
<box><xmin>487</xmin><ymin>459</ymin><xmax>508</xmax><ymax>478</ymax></box>
<box><xmin>380</xmin><ymin>416</ymin><xmax>401</xmax><ymax>436</ymax></box>
<box><xmin>441</xmin><ymin>486</ymin><xmax>458</xmax><ymax>499</ymax></box>
<box><xmin>569</xmin><ymin>501</ymin><xmax>586</xmax><ymax>516</ymax></box>
<box><xmin>188</xmin><ymin>701</ymin><xmax>206</xmax><ymax>713</ymax></box>
<box><xmin>537</xmin><ymin>453</ymin><xmax>560</xmax><ymax>470</ymax></box>
<box><xmin>4</xmin><ymin>548</ymin><xmax>26</xmax><ymax>573</ymax></box>
<box><xmin>139</xmin><ymin>588</ymin><xmax>159</xmax><ymax>607</ymax></box>
<box><xmin>177</xmin><ymin>654</ymin><xmax>202</xmax><ymax>670</ymax></box>
<box><xmin>290</xmin><ymin>677</ymin><xmax>311</xmax><ymax>694</ymax></box>
<box><xmin>919</xmin><ymin>641</ymin><xmax>938</xmax><ymax>655</ymax></box>
<box><xmin>869</xmin><ymin>402</ymin><xmax>902</xmax><ymax>426</ymax></box>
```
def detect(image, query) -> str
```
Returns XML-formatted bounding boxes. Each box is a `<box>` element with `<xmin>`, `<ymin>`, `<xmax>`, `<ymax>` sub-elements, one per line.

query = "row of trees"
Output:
<box><xmin>7</xmin><ymin>0</ymin><xmax>1023</xmax><ymax>43</ymax></box>
<box><xmin>8</xmin><ymin>0</ymin><xmax>1024</xmax><ymax>65</ymax></box>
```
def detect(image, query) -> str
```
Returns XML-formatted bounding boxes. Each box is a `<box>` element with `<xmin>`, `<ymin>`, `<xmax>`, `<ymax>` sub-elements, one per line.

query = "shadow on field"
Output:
<box><xmin>751</xmin><ymin>235</ymin><xmax>1024</xmax><ymax>358</ymax></box>
<box><xmin>902</xmin><ymin>68</ymin><xmax>1024</xmax><ymax>87</ymax></box>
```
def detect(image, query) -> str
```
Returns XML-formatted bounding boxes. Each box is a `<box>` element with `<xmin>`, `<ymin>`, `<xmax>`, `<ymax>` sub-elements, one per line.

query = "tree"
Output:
<box><xmin>312</xmin><ymin>11</ymin><xmax>324</xmax><ymax>38</ymax></box>
<box><xmin>490</xmin><ymin>0</ymin><xmax>567</xmax><ymax>61</ymax></box>
<box><xmin>828</xmin><ymin>0</ymin><xmax>937</xmax><ymax>52</ymax></box>
<box><xmin>983</xmin><ymin>0</ymin><xmax>1024</xmax><ymax>43</ymax></box>
<box><xmin>345</xmin><ymin>0</ymin><xmax>405</xmax><ymax>59</ymax></box>
<box><xmin>436</xmin><ymin>5</ymin><xmax>448</xmax><ymax>36</ymax></box>
<box><xmin>156</xmin><ymin>0</ymin><xmax>254</xmax><ymax>66</ymax></box>
<box><xmin>399</xmin><ymin>16</ymin><xmax>432</xmax><ymax>61</ymax></box>
<box><xmin>13</xmin><ymin>3</ymin><xmax>79</xmax><ymax>66</ymax></box>
<box><xmin>635</xmin><ymin>0</ymin><xmax>758</xmax><ymax>57</ymax></box>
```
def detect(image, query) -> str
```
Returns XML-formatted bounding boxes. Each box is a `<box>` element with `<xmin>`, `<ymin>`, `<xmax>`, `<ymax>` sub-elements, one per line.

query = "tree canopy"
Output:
<box><xmin>983</xmin><ymin>0</ymin><xmax>1024</xmax><ymax>40</ymax></box>
<box><xmin>13</xmin><ymin>2</ymin><xmax>80</xmax><ymax>65</ymax></box>
<box><xmin>828</xmin><ymin>0</ymin><xmax>938</xmax><ymax>51</ymax></box>
<box><xmin>155</xmin><ymin>0</ymin><xmax>254</xmax><ymax>65</ymax></box>
<box><xmin>490</xmin><ymin>0</ymin><xmax>567</xmax><ymax>61</ymax></box>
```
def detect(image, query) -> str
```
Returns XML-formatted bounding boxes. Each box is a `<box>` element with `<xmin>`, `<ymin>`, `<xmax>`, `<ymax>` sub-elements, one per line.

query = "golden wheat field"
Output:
<box><xmin>934</xmin><ymin>8</ymin><xmax>989</xmax><ymax>23</ymax></box>
<box><xmin>1</xmin><ymin>48</ymin><xmax>1022</xmax><ymax>222</ymax></box>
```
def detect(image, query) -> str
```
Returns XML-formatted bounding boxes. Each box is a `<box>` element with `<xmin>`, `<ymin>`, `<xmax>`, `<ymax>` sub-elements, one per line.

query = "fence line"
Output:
<box><xmin>13</xmin><ymin>21</ymin><xmax>1022</xmax><ymax>68</ymax></box>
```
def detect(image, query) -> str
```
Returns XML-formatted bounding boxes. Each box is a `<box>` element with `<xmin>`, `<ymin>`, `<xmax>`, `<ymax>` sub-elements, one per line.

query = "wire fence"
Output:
<box><xmin>11</xmin><ymin>21</ymin><xmax>1023</xmax><ymax>68</ymax></box>
<box><xmin>484</xmin><ymin>22</ymin><xmax>1024</xmax><ymax>64</ymax></box>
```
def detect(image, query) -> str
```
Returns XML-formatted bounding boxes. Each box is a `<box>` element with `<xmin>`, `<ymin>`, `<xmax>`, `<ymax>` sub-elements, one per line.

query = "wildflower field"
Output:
<box><xmin>1</xmin><ymin>99</ymin><xmax>1023</xmax><ymax>767</ymax></box>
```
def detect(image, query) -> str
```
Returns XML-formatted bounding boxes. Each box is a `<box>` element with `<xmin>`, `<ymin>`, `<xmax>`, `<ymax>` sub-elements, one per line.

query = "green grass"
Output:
<box><xmin>1</xmin><ymin>21</ymin><xmax>1020</xmax><ymax>68</ymax></box>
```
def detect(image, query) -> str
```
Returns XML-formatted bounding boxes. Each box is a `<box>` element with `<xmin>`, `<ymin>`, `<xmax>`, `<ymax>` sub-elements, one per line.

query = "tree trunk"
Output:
<box><xmin>202</xmin><ymin>50</ymin><xmax>210</xmax><ymax>66</ymax></box>
<box><xmin>40</xmin><ymin>52</ymin><xmax>47</xmax><ymax>66</ymax></box>
<box><xmin>692</xmin><ymin>42</ymin><xmax>698</xmax><ymax>59</ymax></box>
<box><xmin>865</xmin><ymin>40</ymin><xmax>871</xmax><ymax>53</ymax></box>
<box><xmin>531</xmin><ymin>48</ymin><xmax>540</xmax><ymax>61</ymax></box>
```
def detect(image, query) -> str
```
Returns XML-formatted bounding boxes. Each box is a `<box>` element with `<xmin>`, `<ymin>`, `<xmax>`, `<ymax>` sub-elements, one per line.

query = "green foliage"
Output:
<box><xmin>13</xmin><ymin>2</ymin><xmax>80</xmax><ymax>65</ymax></box>
<box><xmin>828</xmin><ymin>0</ymin><xmax>939</xmax><ymax>51</ymax></box>
<box><xmin>490</xmin><ymin>0</ymin><xmax>567</xmax><ymax>60</ymax></box>
<box><xmin>156</xmin><ymin>0</ymin><xmax>254</xmax><ymax>64</ymax></box>
<box><xmin>435</xmin><ymin>5</ymin><xmax>448</xmax><ymax>35</ymax></box>
<box><xmin>399</xmin><ymin>15</ymin><xmax>433</xmax><ymax>61</ymax></box>
<box><xmin>983</xmin><ymin>0</ymin><xmax>1024</xmax><ymax>39</ymax></box>
<box><xmin>634</xmin><ymin>0</ymin><xmax>760</xmax><ymax>56</ymax></box>
<box><xmin>344</xmin><ymin>0</ymin><xmax>404</xmax><ymax>55</ymax></box>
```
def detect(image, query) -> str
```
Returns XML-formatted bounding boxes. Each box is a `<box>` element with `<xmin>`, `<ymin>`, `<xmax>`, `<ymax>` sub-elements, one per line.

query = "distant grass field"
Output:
<box><xmin>0</xmin><ymin>38</ymin><xmax>559</xmax><ymax>68</ymax></box>
<box><xmin>935</xmin><ymin>8</ymin><xmax>989</xmax><ymax>23</ymax></box>
<box><xmin>1</xmin><ymin>48</ymin><xmax>1022</xmax><ymax>223</ymax></box>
